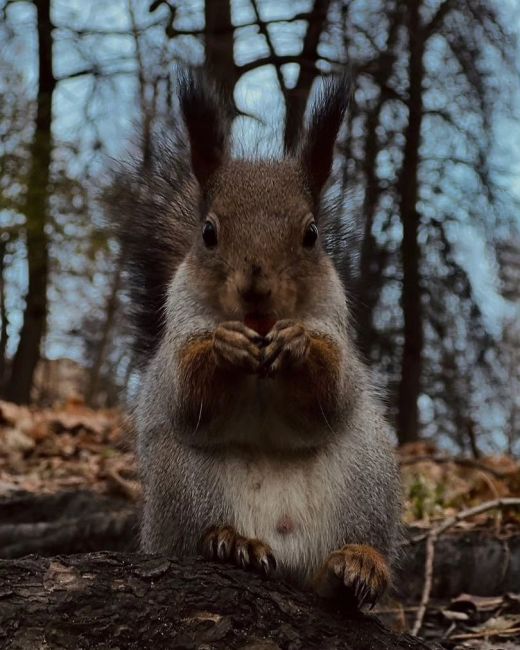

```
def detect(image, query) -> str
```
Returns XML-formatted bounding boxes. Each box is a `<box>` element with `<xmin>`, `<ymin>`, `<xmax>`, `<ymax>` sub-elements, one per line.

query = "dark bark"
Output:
<box><xmin>86</xmin><ymin>259</ymin><xmax>123</xmax><ymax>406</ymax></box>
<box><xmin>283</xmin><ymin>0</ymin><xmax>331</xmax><ymax>153</ymax></box>
<box><xmin>0</xmin><ymin>237</ymin><xmax>9</xmax><ymax>390</ymax></box>
<box><xmin>0</xmin><ymin>552</ymin><xmax>439</xmax><ymax>649</ymax></box>
<box><xmin>0</xmin><ymin>491</ymin><xmax>137</xmax><ymax>559</ymax></box>
<box><xmin>396</xmin><ymin>1</ymin><xmax>425</xmax><ymax>443</ymax></box>
<box><xmin>356</xmin><ymin>8</ymin><xmax>402</xmax><ymax>360</ymax></box>
<box><xmin>356</xmin><ymin>110</ymin><xmax>385</xmax><ymax>361</ymax></box>
<box><xmin>465</xmin><ymin>419</ymin><xmax>481</xmax><ymax>459</ymax></box>
<box><xmin>250</xmin><ymin>0</ymin><xmax>291</xmax><ymax>119</ymax></box>
<box><xmin>398</xmin><ymin>529</ymin><xmax>520</xmax><ymax>602</ymax></box>
<box><xmin>5</xmin><ymin>0</ymin><xmax>55</xmax><ymax>404</ymax></box>
<box><xmin>204</xmin><ymin>0</ymin><xmax>237</xmax><ymax>97</ymax></box>
<box><xmin>128</xmin><ymin>0</ymin><xmax>156</xmax><ymax>164</ymax></box>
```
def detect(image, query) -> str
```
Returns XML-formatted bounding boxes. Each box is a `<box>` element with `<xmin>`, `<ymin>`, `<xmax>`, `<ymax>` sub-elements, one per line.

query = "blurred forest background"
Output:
<box><xmin>0</xmin><ymin>0</ymin><xmax>519</xmax><ymax>454</ymax></box>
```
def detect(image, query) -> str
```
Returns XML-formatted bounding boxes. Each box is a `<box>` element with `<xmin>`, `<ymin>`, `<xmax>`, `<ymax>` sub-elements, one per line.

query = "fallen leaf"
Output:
<box><xmin>450</xmin><ymin>594</ymin><xmax>504</xmax><ymax>613</ymax></box>
<box><xmin>476</xmin><ymin>614</ymin><xmax>520</xmax><ymax>632</ymax></box>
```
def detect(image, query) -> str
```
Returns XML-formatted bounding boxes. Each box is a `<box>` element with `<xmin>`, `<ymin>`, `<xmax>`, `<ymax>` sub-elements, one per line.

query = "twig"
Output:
<box><xmin>405</xmin><ymin>497</ymin><xmax>520</xmax><ymax>546</ymax></box>
<box><xmin>448</xmin><ymin>627</ymin><xmax>520</xmax><ymax>641</ymax></box>
<box><xmin>411</xmin><ymin>531</ymin><xmax>436</xmax><ymax>636</ymax></box>
<box><xmin>105</xmin><ymin>467</ymin><xmax>141</xmax><ymax>502</ymax></box>
<box><xmin>399</xmin><ymin>454</ymin><xmax>513</xmax><ymax>479</ymax></box>
<box><xmin>411</xmin><ymin>497</ymin><xmax>520</xmax><ymax>636</ymax></box>
<box><xmin>372</xmin><ymin>605</ymin><xmax>421</xmax><ymax>614</ymax></box>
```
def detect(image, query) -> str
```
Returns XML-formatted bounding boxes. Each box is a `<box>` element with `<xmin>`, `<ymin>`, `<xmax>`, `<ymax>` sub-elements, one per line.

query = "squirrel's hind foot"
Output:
<box><xmin>313</xmin><ymin>544</ymin><xmax>390</xmax><ymax>609</ymax></box>
<box><xmin>200</xmin><ymin>525</ymin><xmax>277</xmax><ymax>576</ymax></box>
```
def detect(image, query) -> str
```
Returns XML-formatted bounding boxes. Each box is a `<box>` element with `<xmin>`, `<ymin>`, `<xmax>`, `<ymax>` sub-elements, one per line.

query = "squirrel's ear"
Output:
<box><xmin>299</xmin><ymin>76</ymin><xmax>349</xmax><ymax>202</ymax></box>
<box><xmin>177</xmin><ymin>69</ymin><xmax>230</xmax><ymax>190</ymax></box>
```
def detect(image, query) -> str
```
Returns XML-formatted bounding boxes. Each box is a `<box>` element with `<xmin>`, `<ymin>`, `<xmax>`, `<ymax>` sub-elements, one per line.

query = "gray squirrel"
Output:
<box><xmin>109</xmin><ymin>71</ymin><xmax>401</xmax><ymax>607</ymax></box>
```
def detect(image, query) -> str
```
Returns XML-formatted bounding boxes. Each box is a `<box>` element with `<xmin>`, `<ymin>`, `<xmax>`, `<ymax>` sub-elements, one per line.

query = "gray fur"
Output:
<box><xmin>136</xmin><ymin>260</ymin><xmax>401</xmax><ymax>583</ymax></box>
<box><xmin>119</xmin><ymin>72</ymin><xmax>401</xmax><ymax>587</ymax></box>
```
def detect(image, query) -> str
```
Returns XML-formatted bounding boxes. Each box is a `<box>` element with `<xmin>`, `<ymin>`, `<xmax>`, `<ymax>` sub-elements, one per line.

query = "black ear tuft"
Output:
<box><xmin>300</xmin><ymin>75</ymin><xmax>350</xmax><ymax>202</ymax></box>
<box><xmin>177</xmin><ymin>68</ymin><xmax>231</xmax><ymax>190</ymax></box>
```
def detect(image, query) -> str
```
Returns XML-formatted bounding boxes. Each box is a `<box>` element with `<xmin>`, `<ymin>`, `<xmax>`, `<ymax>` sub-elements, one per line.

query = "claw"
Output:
<box><xmin>234</xmin><ymin>536</ymin><xmax>250</xmax><ymax>568</ymax></box>
<box><xmin>217</xmin><ymin>538</ymin><xmax>228</xmax><ymax>560</ymax></box>
<box><xmin>357</xmin><ymin>581</ymin><xmax>371</xmax><ymax>608</ymax></box>
<box><xmin>200</xmin><ymin>526</ymin><xmax>276</xmax><ymax>578</ymax></box>
<box><xmin>211</xmin><ymin>534</ymin><xmax>218</xmax><ymax>558</ymax></box>
<box><xmin>313</xmin><ymin>544</ymin><xmax>390</xmax><ymax>609</ymax></box>
<box><xmin>259</xmin><ymin>552</ymin><xmax>277</xmax><ymax>575</ymax></box>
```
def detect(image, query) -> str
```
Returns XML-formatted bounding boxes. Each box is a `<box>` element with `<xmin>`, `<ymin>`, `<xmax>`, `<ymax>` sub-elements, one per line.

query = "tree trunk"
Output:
<box><xmin>284</xmin><ymin>0</ymin><xmax>331</xmax><ymax>153</ymax></box>
<box><xmin>398</xmin><ymin>529</ymin><xmax>520</xmax><ymax>602</ymax></box>
<box><xmin>0</xmin><ymin>490</ymin><xmax>137</xmax><ymax>559</ymax></box>
<box><xmin>357</xmin><ymin>8</ymin><xmax>402</xmax><ymax>360</ymax></box>
<box><xmin>0</xmin><ymin>237</ymin><xmax>9</xmax><ymax>390</ymax></box>
<box><xmin>396</xmin><ymin>0</ymin><xmax>425</xmax><ymax>444</ymax></box>
<box><xmin>357</xmin><ymin>109</ymin><xmax>385</xmax><ymax>361</ymax></box>
<box><xmin>204</xmin><ymin>0</ymin><xmax>237</xmax><ymax>97</ymax></box>
<box><xmin>0</xmin><ymin>552</ymin><xmax>439</xmax><ymax>649</ymax></box>
<box><xmin>5</xmin><ymin>0</ymin><xmax>55</xmax><ymax>404</ymax></box>
<box><xmin>86</xmin><ymin>258</ymin><xmax>123</xmax><ymax>406</ymax></box>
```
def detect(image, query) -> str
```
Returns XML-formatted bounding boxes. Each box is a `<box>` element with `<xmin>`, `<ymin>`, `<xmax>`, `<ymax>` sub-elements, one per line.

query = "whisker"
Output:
<box><xmin>319</xmin><ymin>400</ymin><xmax>336</xmax><ymax>437</ymax></box>
<box><xmin>193</xmin><ymin>400</ymin><xmax>204</xmax><ymax>436</ymax></box>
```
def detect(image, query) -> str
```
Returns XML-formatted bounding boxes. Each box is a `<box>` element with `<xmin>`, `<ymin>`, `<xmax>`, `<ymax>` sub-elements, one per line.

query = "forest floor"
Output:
<box><xmin>0</xmin><ymin>398</ymin><xmax>519</xmax><ymax>649</ymax></box>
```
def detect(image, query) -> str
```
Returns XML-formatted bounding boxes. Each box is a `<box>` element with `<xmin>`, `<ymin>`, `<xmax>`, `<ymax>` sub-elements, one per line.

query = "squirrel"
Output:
<box><xmin>108</xmin><ymin>70</ymin><xmax>401</xmax><ymax>608</ymax></box>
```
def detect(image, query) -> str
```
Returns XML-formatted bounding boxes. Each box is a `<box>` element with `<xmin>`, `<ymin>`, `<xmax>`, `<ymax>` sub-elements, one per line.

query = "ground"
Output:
<box><xmin>0</xmin><ymin>398</ymin><xmax>519</xmax><ymax>648</ymax></box>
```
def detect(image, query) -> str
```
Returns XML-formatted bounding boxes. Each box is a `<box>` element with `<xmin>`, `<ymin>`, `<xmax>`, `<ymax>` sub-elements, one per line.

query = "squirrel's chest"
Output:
<box><xmin>218</xmin><ymin>453</ymin><xmax>342</xmax><ymax>581</ymax></box>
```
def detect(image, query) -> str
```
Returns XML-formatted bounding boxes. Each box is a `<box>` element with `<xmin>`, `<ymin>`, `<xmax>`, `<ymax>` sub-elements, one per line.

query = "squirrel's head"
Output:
<box><xmin>179</xmin><ymin>71</ymin><xmax>349</xmax><ymax>322</ymax></box>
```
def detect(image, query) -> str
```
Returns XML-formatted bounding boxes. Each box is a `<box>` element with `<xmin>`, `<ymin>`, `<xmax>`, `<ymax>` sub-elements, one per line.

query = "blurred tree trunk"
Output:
<box><xmin>357</xmin><ymin>7</ymin><xmax>402</xmax><ymax>360</ymax></box>
<box><xmin>396</xmin><ymin>0</ymin><xmax>425</xmax><ymax>443</ymax></box>
<box><xmin>204</xmin><ymin>0</ymin><xmax>237</xmax><ymax>97</ymax></box>
<box><xmin>0</xmin><ymin>237</ymin><xmax>8</xmax><ymax>390</ymax></box>
<box><xmin>357</xmin><ymin>105</ymin><xmax>385</xmax><ymax>361</ymax></box>
<box><xmin>86</xmin><ymin>261</ymin><xmax>123</xmax><ymax>406</ymax></box>
<box><xmin>86</xmin><ymin>0</ymin><xmax>157</xmax><ymax>408</ymax></box>
<box><xmin>284</xmin><ymin>0</ymin><xmax>331</xmax><ymax>152</ymax></box>
<box><xmin>5</xmin><ymin>0</ymin><xmax>55</xmax><ymax>404</ymax></box>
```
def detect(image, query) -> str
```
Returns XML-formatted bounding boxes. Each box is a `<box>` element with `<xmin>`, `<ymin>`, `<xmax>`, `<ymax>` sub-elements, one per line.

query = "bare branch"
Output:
<box><xmin>409</xmin><ymin>498</ymin><xmax>520</xmax><ymax>635</ymax></box>
<box><xmin>250</xmin><ymin>0</ymin><xmax>288</xmax><ymax>106</ymax></box>
<box><xmin>237</xmin><ymin>54</ymin><xmax>318</xmax><ymax>75</ymax></box>
<box><xmin>424</xmin><ymin>0</ymin><xmax>457</xmax><ymax>40</ymax></box>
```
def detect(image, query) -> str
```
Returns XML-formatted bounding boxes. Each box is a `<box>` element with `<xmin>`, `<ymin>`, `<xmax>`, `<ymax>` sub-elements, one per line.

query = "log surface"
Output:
<box><xmin>399</xmin><ymin>528</ymin><xmax>520</xmax><ymax>600</ymax></box>
<box><xmin>0</xmin><ymin>552</ymin><xmax>439</xmax><ymax>650</ymax></box>
<box><xmin>2</xmin><ymin>492</ymin><xmax>518</xmax><ymax>603</ymax></box>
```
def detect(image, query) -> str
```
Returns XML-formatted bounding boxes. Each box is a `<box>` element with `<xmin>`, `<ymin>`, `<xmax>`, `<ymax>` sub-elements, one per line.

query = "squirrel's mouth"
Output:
<box><xmin>244</xmin><ymin>312</ymin><xmax>276</xmax><ymax>337</ymax></box>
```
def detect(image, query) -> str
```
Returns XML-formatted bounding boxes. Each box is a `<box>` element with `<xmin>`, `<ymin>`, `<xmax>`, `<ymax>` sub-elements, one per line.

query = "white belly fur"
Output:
<box><xmin>219</xmin><ymin>448</ymin><xmax>342</xmax><ymax>582</ymax></box>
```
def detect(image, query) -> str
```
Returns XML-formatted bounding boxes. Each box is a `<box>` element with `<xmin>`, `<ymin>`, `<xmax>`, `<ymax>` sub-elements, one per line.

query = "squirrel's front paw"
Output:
<box><xmin>260</xmin><ymin>320</ymin><xmax>310</xmax><ymax>376</ymax></box>
<box><xmin>200</xmin><ymin>525</ymin><xmax>277</xmax><ymax>575</ymax></box>
<box><xmin>213</xmin><ymin>322</ymin><xmax>263</xmax><ymax>373</ymax></box>
<box><xmin>313</xmin><ymin>544</ymin><xmax>390</xmax><ymax>609</ymax></box>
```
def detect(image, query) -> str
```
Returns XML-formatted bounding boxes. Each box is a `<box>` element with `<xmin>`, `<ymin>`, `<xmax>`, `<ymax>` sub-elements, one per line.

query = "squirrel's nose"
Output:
<box><xmin>239</xmin><ymin>285</ymin><xmax>272</xmax><ymax>304</ymax></box>
<box><xmin>237</xmin><ymin>263</ymin><xmax>271</xmax><ymax>305</ymax></box>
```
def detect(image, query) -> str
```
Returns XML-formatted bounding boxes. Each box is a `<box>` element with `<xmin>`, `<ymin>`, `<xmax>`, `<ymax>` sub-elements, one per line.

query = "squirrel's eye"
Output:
<box><xmin>303</xmin><ymin>222</ymin><xmax>318</xmax><ymax>248</ymax></box>
<box><xmin>202</xmin><ymin>221</ymin><xmax>218</xmax><ymax>248</ymax></box>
